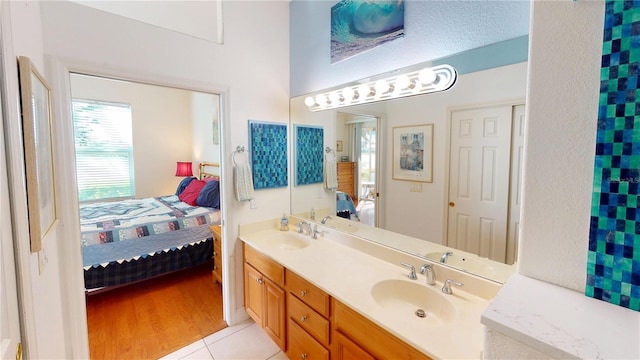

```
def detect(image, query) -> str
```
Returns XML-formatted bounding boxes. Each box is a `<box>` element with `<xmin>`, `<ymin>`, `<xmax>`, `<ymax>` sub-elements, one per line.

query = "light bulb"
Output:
<box><xmin>396</xmin><ymin>75</ymin><xmax>411</xmax><ymax>90</ymax></box>
<box><xmin>357</xmin><ymin>84</ymin><xmax>371</xmax><ymax>99</ymax></box>
<box><xmin>418</xmin><ymin>68</ymin><xmax>437</xmax><ymax>85</ymax></box>
<box><xmin>329</xmin><ymin>91</ymin><xmax>342</xmax><ymax>103</ymax></box>
<box><xmin>304</xmin><ymin>96</ymin><xmax>315</xmax><ymax>107</ymax></box>
<box><xmin>315</xmin><ymin>94</ymin><xmax>327</xmax><ymax>106</ymax></box>
<box><xmin>374</xmin><ymin>80</ymin><xmax>390</xmax><ymax>94</ymax></box>
<box><xmin>342</xmin><ymin>87</ymin><xmax>355</xmax><ymax>101</ymax></box>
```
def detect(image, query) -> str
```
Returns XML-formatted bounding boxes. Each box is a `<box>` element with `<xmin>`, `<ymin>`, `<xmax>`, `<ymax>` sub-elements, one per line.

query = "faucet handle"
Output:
<box><xmin>400</xmin><ymin>263</ymin><xmax>417</xmax><ymax>280</ymax></box>
<box><xmin>442</xmin><ymin>279</ymin><xmax>464</xmax><ymax>294</ymax></box>
<box><xmin>420</xmin><ymin>264</ymin><xmax>436</xmax><ymax>285</ymax></box>
<box><xmin>311</xmin><ymin>224</ymin><xmax>321</xmax><ymax>239</ymax></box>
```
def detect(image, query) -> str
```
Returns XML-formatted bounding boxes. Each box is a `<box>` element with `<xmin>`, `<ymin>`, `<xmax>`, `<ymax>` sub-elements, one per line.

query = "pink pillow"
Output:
<box><xmin>178</xmin><ymin>180</ymin><xmax>206</xmax><ymax>206</ymax></box>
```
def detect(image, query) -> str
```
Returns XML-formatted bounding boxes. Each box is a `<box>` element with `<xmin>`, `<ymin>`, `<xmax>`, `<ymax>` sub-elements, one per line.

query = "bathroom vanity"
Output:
<box><xmin>239</xmin><ymin>217</ymin><xmax>503</xmax><ymax>359</ymax></box>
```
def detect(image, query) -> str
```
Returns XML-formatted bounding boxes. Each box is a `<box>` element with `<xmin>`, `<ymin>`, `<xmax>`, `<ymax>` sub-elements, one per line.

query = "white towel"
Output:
<box><xmin>234</xmin><ymin>163</ymin><xmax>255</xmax><ymax>202</ymax></box>
<box><xmin>324</xmin><ymin>158</ymin><xmax>338</xmax><ymax>190</ymax></box>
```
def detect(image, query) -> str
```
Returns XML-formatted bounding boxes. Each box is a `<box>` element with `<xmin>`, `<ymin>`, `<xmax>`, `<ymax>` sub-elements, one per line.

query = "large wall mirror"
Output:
<box><xmin>290</xmin><ymin>41</ymin><xmax>528</xmax><ymax>283</ymax></box>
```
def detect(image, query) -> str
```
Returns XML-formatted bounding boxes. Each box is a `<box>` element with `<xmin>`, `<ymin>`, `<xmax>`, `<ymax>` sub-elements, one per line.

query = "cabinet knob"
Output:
<box><xmin>300</xmin><ymin>290</ymin><xmax>307</xmax><ymax>297</ymax></box>
<box><xmin>300</xmin><ymin>315</ymin><xmax>307</xmax><ymax>322</ymax></box>
<box><xmin>449</xmin><ymin>202</ymin><xmax>455</xmax><ymax>207</ymax></box>
<box><xmin>301</xmin><ymin>353</ymin><xmax>308</xmax><ymax>360</ymax></box>
<box><xmin>213</xmin><ymin>251</ymin><xmax>217</xmax><ymax>256</ymax></box>
<box><xmin>256</xmin><ymin>278</ymin><xmax>263</xmax><ymax>284</ymax></box>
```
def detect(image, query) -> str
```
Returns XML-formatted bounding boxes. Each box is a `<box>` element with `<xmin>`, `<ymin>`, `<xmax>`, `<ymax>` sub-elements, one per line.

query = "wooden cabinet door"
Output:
<box><xmin>263</xmin><ymin>277</ymin><xmax>286</xmax><ymax>350</ymax></box>
<box><xmin>333</xmin><ymin>331</ymin><xmax>375</xmax><ymax>360</ymax></box>
<box><xmin>244</xmin><ymin>263</ymin><xmax>263</xmax><ymax>325</ymax></box>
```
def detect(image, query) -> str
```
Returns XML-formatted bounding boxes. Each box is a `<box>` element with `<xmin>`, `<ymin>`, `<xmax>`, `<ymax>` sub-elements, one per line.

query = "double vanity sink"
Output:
<box><xmin>240</xmin><ymin>220</ymin><xmax>499</xmax><ymax>359</ymax></box>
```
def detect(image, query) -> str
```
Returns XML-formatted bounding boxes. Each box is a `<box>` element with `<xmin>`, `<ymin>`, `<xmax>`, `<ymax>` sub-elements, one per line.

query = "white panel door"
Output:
<box><xmin>448</xmin><ymin>105</ymin><xmax>513</xmax><ymax>262</ymax></box>
<box><xmin>506</xmin><ymin>104</ymin><xmax>526</xmax><ymax>265</ymax></box>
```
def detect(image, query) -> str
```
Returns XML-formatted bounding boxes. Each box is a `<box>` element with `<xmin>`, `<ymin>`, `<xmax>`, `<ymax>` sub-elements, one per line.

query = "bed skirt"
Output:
<box><xmin>83</xmin><ymin>226</ymin><xmax>214</xmax><ymax>290</ymax></box>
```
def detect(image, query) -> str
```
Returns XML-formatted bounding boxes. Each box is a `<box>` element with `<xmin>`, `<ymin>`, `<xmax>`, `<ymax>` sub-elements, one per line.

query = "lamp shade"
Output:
<box><xmin>175</xmin><ymin>161</ymin><xmax>193</xmax><ymax>177</ymax></box>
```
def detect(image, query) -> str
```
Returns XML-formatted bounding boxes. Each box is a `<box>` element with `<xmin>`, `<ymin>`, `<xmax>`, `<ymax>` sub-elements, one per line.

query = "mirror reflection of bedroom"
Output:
<box><xmin>70</xmin><ymin>73</ymin><xmax>226</xmax><ymax>358</ymax></box>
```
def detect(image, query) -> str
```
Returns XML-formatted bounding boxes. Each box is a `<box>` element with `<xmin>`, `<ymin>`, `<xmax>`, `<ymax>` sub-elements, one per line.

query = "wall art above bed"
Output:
<box><xmin>249</xmin><ymin>120</ymin><xmax>288</xmax><ymax>189</ymax></box>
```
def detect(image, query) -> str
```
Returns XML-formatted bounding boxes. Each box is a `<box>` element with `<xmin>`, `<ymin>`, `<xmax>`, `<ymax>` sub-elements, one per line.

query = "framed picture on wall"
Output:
<box><xmin>392</xmin><ymin>124</ymin><xmax>433</xmax><ymax>183</ymax></box>
<box><xmin>18</xmin><ymin>56</ymin><xmax>58</xmax><ymax>252</ymax></box>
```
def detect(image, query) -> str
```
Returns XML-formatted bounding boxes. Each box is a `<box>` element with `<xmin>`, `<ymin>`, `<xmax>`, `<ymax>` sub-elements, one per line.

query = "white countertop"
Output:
<box><xmin>240</xmin><ymin>228</ymin><xmax>492</xmax><ymax>360</ymax></box>
<box><xmin>481</xmin><ymin>274</ymin><xmax>640</xmax><ymax>359</ymax></box>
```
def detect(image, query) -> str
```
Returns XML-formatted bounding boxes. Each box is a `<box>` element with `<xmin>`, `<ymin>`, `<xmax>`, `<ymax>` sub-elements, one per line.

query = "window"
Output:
<box><xmin>72</xmin><ymin>99</ymin><xmax>134</xmax><ymax>202</ymax></box>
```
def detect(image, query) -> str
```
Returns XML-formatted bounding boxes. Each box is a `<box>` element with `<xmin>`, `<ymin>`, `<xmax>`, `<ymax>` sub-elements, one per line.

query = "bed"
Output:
<box><xmin>81</xmin><ymin>162</ymin><xmax>222</xmax><ymax>292</ymax></box>
<box><xmin>336</xmin><ymin>191</ymin><xmax>359</xmax><ymax>221</ymax></box>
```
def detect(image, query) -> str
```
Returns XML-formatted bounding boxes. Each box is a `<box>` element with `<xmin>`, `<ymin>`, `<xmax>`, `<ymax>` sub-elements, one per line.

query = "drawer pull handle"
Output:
<box><xmin>300</xmin><ymin>315</ymin><xmax>307</xmax><ymax>322</ymax></box>
<box><xmin>256</xmin><ymin>278</ymin><xmax>263</xmax><ymax>284</ymax></box>
<box><xmin>300</xmin><ymin>290</ymin><xmax>307</xmax><ymax>297</ymax></box>
<box><xmin>301</xmin><ymin>353</ymin><xmax>308</xmax><ymax>360</ymax></box>
<box><xmin>213</xmin><ymin>251</ymin><xmax>217</xmax><ymax>256</ymax></box>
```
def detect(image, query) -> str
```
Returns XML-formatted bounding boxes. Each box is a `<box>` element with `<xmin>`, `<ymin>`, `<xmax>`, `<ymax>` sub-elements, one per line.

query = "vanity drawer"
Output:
<box><xmin>244</xmin><ymin>244</ymin><xmax>284</xmax><ymax>287</ymax></box>
<box><xmin>288</xmin><ymin>293</ymin><xmax>330</xmax><ymax>346</ymax></box>
<box><xmin>288</xmin><ymin>319</ymin><xmax>329</xmax><ymax>360</ymax></box>
<box><xmin>286</xmin><ymin>270</ymin><xmax>330</xmax><ymax>317</ymax></box>
<box><xmin>332</xmin><ymin>299</ymin><xmax>432</xmax><ymax>360</ymax></box>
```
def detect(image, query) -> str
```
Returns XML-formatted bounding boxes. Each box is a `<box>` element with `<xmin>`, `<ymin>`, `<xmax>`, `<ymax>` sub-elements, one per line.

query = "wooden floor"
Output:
<box><xmin>86</xmin><ymin>265</ymin><xmax>227</xmax><ymax>360</ymax></box>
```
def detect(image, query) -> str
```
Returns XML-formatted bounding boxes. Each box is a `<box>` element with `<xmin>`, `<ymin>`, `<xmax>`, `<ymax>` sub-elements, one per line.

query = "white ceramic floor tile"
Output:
<box><xmin>206</xmin><ymin>323</ymin><xmax>281</xmax><ymax>360</ymax></box>
<box><xmin>178</xmin><ymin>346</ymin><xmax>215</xmax><ymax>360</ymax></box>
<box><xmin>268</xmin><ymin>351</ymin><xmax>289</xmax><ymax>360</ymax></box>
<box><xmin>159</xmin><ymin>339</ymin><xmax>208</xmax><ymax>360</ymax></box>
<box><xmin>203</xmin><ymin>318</ymin><xmax>255</xmax><ymax>345</ymax></box>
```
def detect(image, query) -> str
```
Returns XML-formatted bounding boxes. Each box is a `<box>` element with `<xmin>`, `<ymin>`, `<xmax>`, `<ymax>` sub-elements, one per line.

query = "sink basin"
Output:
<box><xmin>425</xmin><ymin>252</ymin><xmax>499</xmax><ymax>279</ymax></box>
<box><xmin>265</xmin><ymin>232</ymin><xmax>310</xmax><ymax>250</ymax></box>
<box><xmin>370</xmin><ymin>279</ymin><xmax>456</xmax><ymax>324</ymax></box>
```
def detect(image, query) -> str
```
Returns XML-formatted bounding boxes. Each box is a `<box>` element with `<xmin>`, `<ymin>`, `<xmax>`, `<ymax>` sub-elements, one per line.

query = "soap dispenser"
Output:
<box><xmin>280</xmin><ymin>213</ymin><xmax>289</xmax><ymax>231</ymax></box>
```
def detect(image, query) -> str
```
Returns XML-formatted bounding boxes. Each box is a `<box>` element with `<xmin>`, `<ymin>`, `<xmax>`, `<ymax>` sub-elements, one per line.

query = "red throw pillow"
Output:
<box><xmin>178</xmin><ymin>180</ymin><xmax>206</xmax><ymax>206</ymax></box>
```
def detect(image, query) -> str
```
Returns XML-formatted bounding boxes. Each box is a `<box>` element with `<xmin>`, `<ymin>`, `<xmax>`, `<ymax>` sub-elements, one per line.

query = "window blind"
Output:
<box><xmin>72</xmin><ymin>99</ymin><xmax>135</xmax><ymax>202</ymax></box>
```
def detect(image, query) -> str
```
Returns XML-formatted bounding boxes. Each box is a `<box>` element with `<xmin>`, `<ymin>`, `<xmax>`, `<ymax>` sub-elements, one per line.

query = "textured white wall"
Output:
<box><xmin>290</xmin><ymin>0</ymin><xmax>530</xmax><ymax>96</ymax></box>
<box><xmin>518</xmin><ymin>0</ymin><xmax>604</xmax><ymax>291</ymax></box>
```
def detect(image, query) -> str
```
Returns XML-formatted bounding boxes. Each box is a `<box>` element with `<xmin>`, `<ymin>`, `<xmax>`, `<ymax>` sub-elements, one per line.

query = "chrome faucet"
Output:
<box><xmin>440</xmin><ymin>251</ymin><xmax>453</xmax><ymax>263</ymax></box>
<box><xmin>400</xmin><ymin>263</ymin><xmax>417</xmax><ymax>280</ymax></box>
<box><xmin>297</xmin><ymin>221</ymin><xmax>311</xmax><ymax>235</ymax></box>
<box><xmin>420</xmin><ymin>264</ymin><xmax>436</xmax><ymax>285</ymax></box>
<box><xmin>321</xmin><ymin>215</ymin><xmax>333</xmax><ymax>224</ymax></box>
<box><xmin>442</xmin><ymin>279</ymin><xmax>464</xmax><ymax>295</ymax></box>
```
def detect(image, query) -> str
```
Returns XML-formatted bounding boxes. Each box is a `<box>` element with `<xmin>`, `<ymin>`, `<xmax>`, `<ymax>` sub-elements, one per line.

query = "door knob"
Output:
<box><xmin>449</xmin><ymin>202</ymin><xmax>455</xmax><ymax>207</ymax></box>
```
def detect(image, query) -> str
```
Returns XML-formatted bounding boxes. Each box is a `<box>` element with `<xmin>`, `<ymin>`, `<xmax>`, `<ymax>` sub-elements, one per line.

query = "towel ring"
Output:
<box><xmin>232</xmin><ymin>145</ymin><xmax>247</xmax><ymax>166</ymax></box>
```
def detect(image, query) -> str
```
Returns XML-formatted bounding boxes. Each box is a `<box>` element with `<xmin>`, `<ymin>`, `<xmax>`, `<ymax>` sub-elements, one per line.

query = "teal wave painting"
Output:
<box><xmin>331</xmin><ymin>0</ymin><xmax>405</xmax><ymax>63</ymax></box>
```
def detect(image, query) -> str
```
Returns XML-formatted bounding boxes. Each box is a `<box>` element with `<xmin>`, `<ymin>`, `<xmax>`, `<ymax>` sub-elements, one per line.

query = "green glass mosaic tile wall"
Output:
<box><xmin>587</xmin><ymin>0</ymin><xmax>640</xmax><ymax>311</ymax></box>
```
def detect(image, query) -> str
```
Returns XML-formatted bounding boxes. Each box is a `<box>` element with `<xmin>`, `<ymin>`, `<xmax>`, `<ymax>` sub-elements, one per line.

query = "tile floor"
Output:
<box><xmin>160</xmin><ymin>319</ymin><xmax>288</xmax><ymax>360</ymax></box>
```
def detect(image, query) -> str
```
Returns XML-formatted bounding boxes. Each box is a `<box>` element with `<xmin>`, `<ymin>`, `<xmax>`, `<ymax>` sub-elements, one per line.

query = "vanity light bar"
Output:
<box><xmin>304</xmin><ymin>64</ymin><xmax>457</xmax><ymax>112</ymax></box>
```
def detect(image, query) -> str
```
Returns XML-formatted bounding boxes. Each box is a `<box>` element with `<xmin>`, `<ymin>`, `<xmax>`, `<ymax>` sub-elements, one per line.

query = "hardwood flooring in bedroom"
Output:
<box><xmin>86</xmin><ymin>265</ymin><xmax>226</xmax><ymax>360</ymax></box>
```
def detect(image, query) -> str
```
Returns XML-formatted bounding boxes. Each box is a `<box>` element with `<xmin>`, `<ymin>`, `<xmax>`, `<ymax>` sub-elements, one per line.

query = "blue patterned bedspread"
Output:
<box><xmin>80</xmin><ymin>195</ymin><xmax>221</xmax><ymax>246</ymax></box>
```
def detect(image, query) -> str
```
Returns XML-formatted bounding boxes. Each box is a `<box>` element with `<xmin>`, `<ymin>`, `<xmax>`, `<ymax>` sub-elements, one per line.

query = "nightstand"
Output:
<box><xmin>210</xmin><ymin>225</ymin><xmax>223</xmax><ymax>284</ymax></box>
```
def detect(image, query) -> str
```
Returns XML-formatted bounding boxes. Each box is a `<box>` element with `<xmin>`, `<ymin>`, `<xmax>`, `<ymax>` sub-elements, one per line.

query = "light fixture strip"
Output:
<box><xmin>304</xmin><ymin>64</ymin><xmax>457</xmax><ymax>112</ymax></box>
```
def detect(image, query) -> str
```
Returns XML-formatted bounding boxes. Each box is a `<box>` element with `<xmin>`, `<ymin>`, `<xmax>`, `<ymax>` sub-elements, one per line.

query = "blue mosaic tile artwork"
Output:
<box><xmin>587</xmin><ymin>0</ymin><xmax>640</xmax><ymax>312</ymax></box>
<box><xmin>249</xmin><ymin>121</ymin><xmax>288</xmax><ymax>190</ymax></box>
<box><xmin>294</xmin><ymin>125</ymin><xmax>324</xmax><ymax>186</ymax></box>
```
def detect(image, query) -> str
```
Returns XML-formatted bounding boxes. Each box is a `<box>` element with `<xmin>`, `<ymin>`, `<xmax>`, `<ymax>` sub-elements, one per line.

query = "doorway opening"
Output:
<box><xmin>337</xmin><ymin>112</ymin><xmax>380</xmax><ymax>227</ymax></box>
<box><xmin>69</xmin><ymin>72</ymin><xmax>227</xmax><ymax>358</ymax></box>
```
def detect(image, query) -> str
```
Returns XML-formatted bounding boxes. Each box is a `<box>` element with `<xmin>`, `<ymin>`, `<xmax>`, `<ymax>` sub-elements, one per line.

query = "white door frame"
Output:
<box><xmin>46</xmin><ymin>56</ymin><xmax>232</xmax><ymax>357</ymax></box>
<box><xmin>442</xmin><ymin>99</ymin><xmax>525</xmax><ymax>257</ymax></box>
